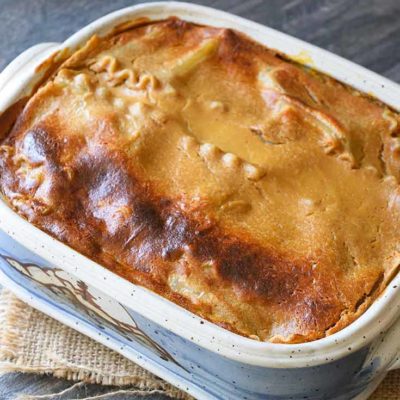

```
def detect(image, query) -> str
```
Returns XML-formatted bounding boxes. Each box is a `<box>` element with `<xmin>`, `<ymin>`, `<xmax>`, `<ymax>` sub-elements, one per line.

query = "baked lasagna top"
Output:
<box><xmin>1</xmin><ymin>18</ymin><xmax>400</xmax><ymax>343</ymax></box>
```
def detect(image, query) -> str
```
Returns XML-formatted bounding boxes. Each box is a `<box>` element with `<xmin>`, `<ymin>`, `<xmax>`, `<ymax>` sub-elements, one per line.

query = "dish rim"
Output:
<box><xmin>1</xmin><ymin>1</ymin><xmax>400</xmax><ymax>368</ymax></box>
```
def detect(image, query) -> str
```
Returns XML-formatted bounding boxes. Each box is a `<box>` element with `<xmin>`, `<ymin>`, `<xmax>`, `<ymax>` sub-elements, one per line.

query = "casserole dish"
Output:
<box><xmin>1</xmin><ymin>2</ymin><xmax>400</xmax><ymax>398</ymax></box>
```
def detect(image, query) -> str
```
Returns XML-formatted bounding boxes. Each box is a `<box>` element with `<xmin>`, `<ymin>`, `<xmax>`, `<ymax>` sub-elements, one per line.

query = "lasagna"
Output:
<box><xmin>1</xmin><ymin>18</ymin><xmax>400</xmax><ymax>343</ymax></box>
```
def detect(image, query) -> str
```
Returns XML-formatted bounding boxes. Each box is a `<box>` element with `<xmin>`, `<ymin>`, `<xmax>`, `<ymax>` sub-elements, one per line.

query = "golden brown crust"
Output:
<box><xmin>1</xmin><ymin>18</ymin><xmax>400</xmax><ymax>342</ymax></box>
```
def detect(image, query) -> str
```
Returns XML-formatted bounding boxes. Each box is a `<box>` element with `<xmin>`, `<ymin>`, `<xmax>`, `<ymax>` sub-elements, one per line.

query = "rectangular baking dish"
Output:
<box><xmin>1</xmin><ymin>3</ymin><xmax>400</xmax><ymax>399</ymax></box>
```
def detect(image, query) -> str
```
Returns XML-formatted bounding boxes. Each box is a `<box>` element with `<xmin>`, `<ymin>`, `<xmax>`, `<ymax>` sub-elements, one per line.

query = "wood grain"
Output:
<box><xmin>0</xmin><ymin>0</ymin><xmax>399</xmax><ymax>398</ymax></box>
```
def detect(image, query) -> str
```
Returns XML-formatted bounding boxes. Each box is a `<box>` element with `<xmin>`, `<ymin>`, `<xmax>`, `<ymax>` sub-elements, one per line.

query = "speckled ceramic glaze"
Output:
<box><xmin>1</xmin><ymin>3</ymin><xmax>400</xmax><ymax>399</ymax></box>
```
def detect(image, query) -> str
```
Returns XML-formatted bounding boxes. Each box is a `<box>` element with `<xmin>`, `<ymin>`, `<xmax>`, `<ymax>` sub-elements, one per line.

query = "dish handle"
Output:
<box><xmin>0</xmin><ymin>42</ymin><xmax>60</xmax><ymax>96</ymax></box>
<box><xmin>389</xmin><ymin>350</ymin><xmax>400</xmax><ymax>370</ymax></box>
<box><xmin>377</xmin><ymin>314</ymin><xmax>400</xmax><ymax>371</ymax></box>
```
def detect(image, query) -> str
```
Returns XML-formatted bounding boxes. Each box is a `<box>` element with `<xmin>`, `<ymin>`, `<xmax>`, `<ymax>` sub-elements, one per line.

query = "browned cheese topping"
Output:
<box><xmin>1</xmin><ymin>18</ymin><xmax>400</xmax><ymax>343</ymax></box>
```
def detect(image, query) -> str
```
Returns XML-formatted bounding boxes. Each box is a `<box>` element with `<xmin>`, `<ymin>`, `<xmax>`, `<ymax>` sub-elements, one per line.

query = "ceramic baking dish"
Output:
<box><xmin>1</xmin><ymin>3</ymin><xmax>400</xmax><ymax>399</ymax></box>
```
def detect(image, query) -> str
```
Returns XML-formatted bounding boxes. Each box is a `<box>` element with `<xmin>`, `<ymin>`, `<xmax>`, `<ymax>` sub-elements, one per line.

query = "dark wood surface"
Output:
<box><xmin>0</xmin><ymin>0</ymin><xmax>399</xmax><ymax>399</ymax></box>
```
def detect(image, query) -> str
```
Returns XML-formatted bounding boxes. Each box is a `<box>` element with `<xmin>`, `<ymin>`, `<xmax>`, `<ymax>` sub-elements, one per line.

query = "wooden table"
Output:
<box><xmin>0</xmin><ymin>0</ymin><xmax>399</xmax><ymax>398</ymax></box>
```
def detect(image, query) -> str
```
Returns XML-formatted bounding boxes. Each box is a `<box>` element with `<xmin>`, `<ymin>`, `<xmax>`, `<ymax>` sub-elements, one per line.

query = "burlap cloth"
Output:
<box><xmin>0</xmin><ymin>289</ymin><xmax>397</xmax><ymax>399</ymax></box>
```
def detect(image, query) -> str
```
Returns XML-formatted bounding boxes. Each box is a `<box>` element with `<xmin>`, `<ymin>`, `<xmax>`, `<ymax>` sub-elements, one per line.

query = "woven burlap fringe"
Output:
<box><xmin>0</xmin><ymin>288</ymin><xmax>398</xmax><ymax>399</ymax></box>
<box><xmin>0</xmin><ymin>289</ymin><xmax>191</xmax><ymax>399</ymax></box>
<box><xmin>369</xmin><ymin>370</ymin><xmax>400</xmax><ymax>400</ymax></box>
